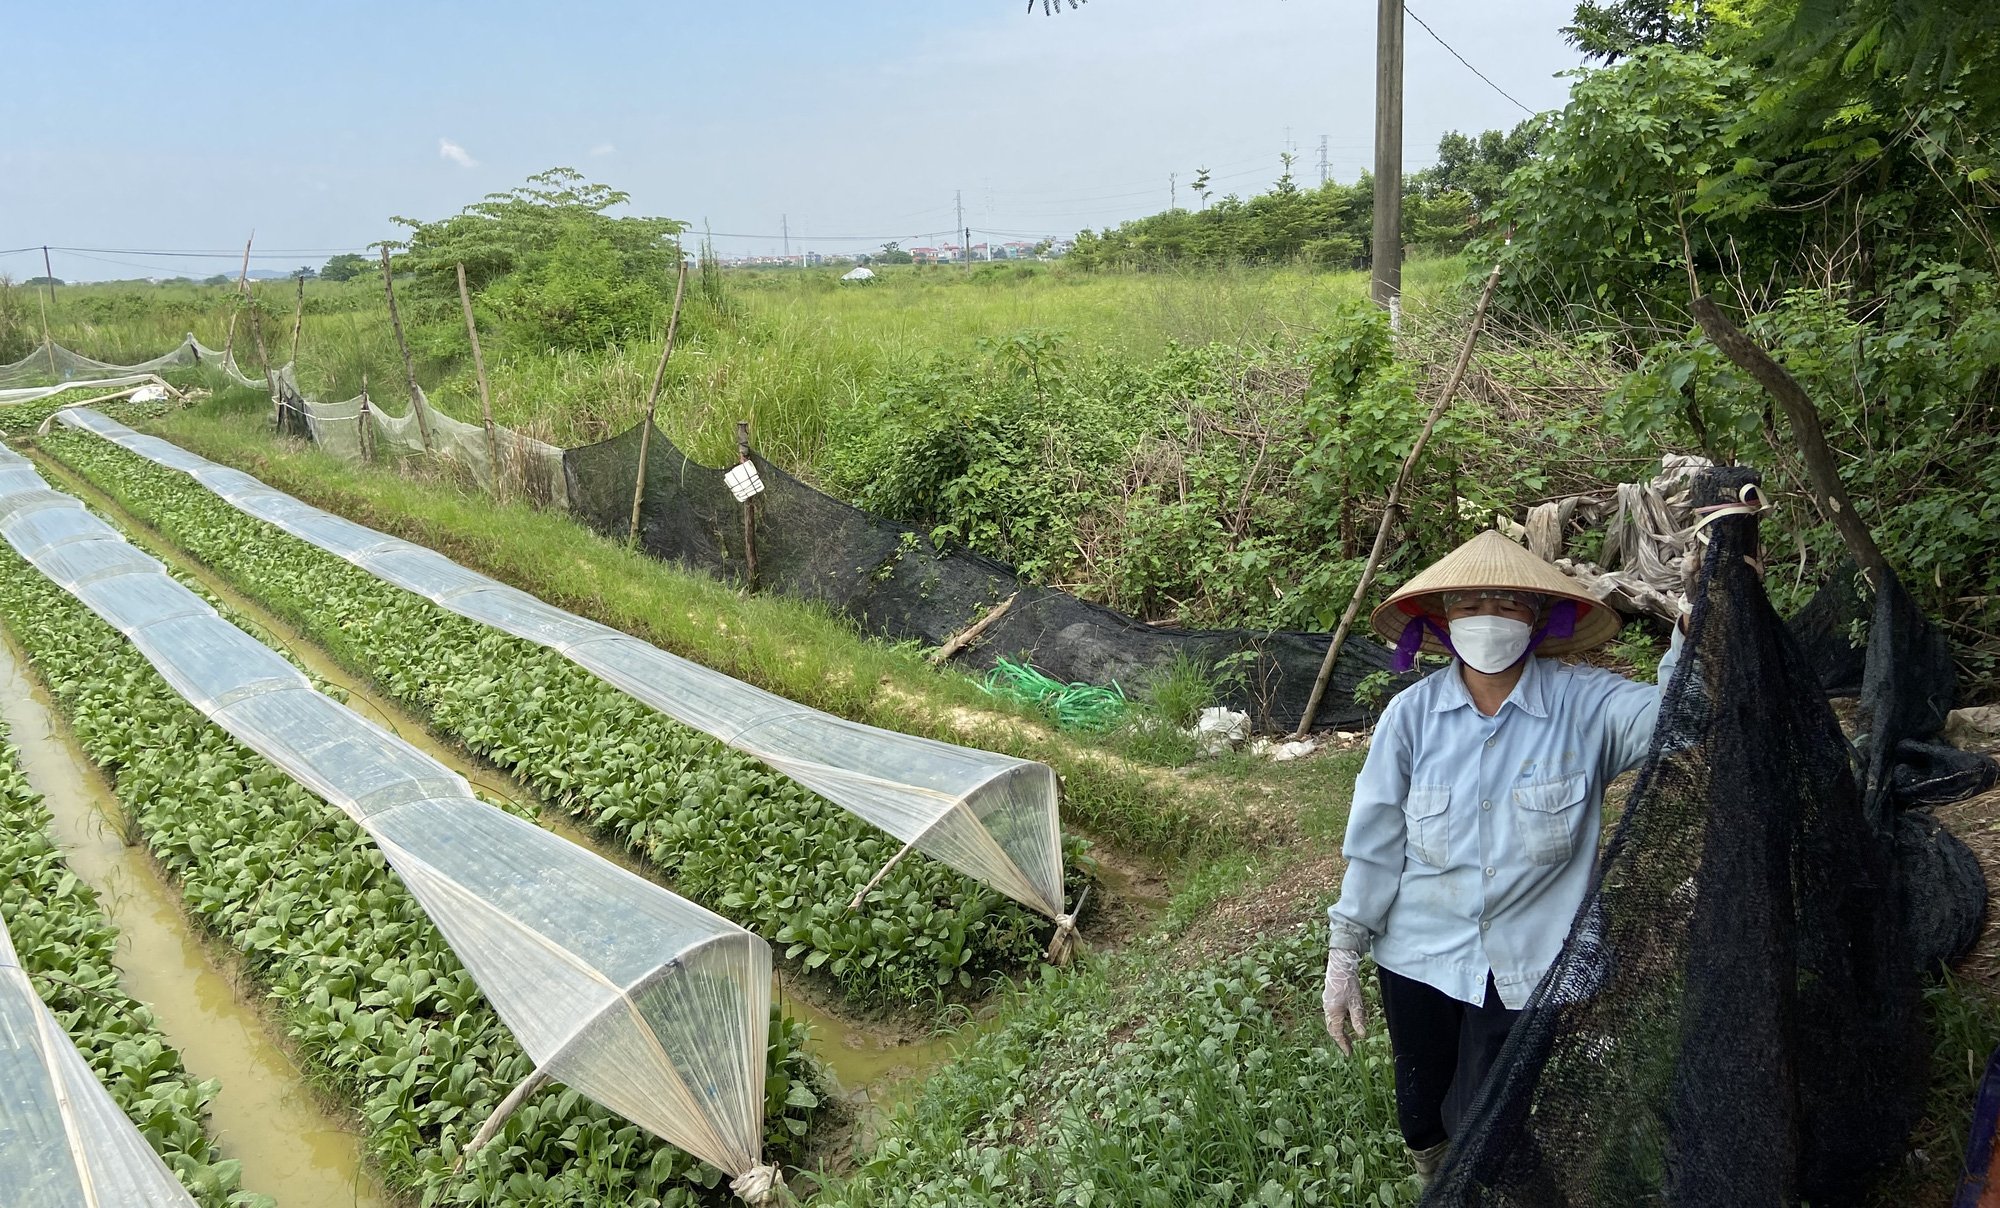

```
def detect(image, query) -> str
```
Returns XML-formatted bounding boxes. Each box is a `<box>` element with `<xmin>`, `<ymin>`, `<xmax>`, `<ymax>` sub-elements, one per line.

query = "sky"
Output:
<box><xmin>3</xmin><ymin>1</ymin><xmax>1587</xmax><ymax>282</ymax></box>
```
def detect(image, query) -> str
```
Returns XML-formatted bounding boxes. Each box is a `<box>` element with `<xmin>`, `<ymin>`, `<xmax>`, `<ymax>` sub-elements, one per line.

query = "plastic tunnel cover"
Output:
<box><xmin>0</xmin><ymin>918</ymin><xmax>199</xmax><ymax>1207</ymax></box>
<box><xmin>56</xmin><ymin>407</ymin><xmax>1071</xmax><ymax>923</ymax></box>
<box><xmin>0</xmin><ymin>440</ymin><xmax>775</xmax><ymax>1185</ymax></box>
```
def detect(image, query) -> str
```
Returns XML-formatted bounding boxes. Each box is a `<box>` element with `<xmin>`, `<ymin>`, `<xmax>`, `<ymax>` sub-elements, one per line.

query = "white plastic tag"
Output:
<box><xmin>723</xmin><ymin>461</ymin><xmax>765</xmax><ymax>502</ymax></box>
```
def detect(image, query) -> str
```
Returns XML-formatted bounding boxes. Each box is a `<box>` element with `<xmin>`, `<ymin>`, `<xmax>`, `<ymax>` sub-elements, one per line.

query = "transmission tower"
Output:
<box><xmin>1318</xmin><ymin>134</ymin><xmax>1330</xmax><ymax>186</ymax></box>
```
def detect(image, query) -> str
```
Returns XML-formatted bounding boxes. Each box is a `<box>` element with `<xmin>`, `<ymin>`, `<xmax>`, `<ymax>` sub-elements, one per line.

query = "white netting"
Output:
<box><xmin>279</xmin><ymin>368</ymin><xmax>569</xmax><ymax>508</ymax></box>
<box><xmin>0</xmin><ymin>920</ymin><xmax>199</xmax><ymax>1207</ymax></box>
<box><xmin>0</xmin><ymin>336</ymin><xmax>261</xmax><ymax>392</ymax></box>
<box><xmin>0</xmin><ymin>442</ymin><xmax>775</xmax><ymax>1185</ymax></box>
<box><xmin>59</xmin><ymin>409</ymin><xmax>1070</xmax><ymax>922</ymax></box>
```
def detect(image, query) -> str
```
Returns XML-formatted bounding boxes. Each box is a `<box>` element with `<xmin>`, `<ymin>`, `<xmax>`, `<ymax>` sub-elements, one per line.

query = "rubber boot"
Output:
<box><xmin>1410</xmin><ymin>1140</ymin><xmax>1449</xmax><ymax>1191</ymax></box>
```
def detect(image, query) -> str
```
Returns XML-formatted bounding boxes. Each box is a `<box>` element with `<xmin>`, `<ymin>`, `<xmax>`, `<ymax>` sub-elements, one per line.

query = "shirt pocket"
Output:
<box><xmin>1512</xmin><ymin>771</ymin><xmax>1589</xmax><ymax>866</ymax></box>
<box><xmin>1402</xmin><ymin>784</ymin><xmax>1453</xmax><ymax>868</ymax></box>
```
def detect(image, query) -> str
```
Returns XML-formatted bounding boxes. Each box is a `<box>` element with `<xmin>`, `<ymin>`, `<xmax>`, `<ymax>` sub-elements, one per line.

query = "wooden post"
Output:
<box><xmin>359</xmin><ymin>374</ymin><xmax>375</xmax><ymax>463</ymax></box>
<box><xmin>1293</xmin><ymin>260</ymin><xmax>1503</xmax><ymax>738</ymax></box>
<box><xmin>930</xmin><ymin>593</ymin><xmax>1018</xmax><ymax>665</ymax></box>
<box><xmin>737</xmin><ymin>420</ymin><xmax>758</xmax><ymax>591</ymax></box>
<box><xmin>222</xmin><ymin>234</ymin><xmax>252</xmax><ymax>364</ymax></box>
<box><xmin>1690</xmin><ymin>295</ymin><xmax>1890</xmax><ymax>583</ymax></box>
<box><xmin>626</xmin><ymin>260</ymin><xmax>691</xmax><ymax>546</ymax></box>
<box><xmin>35</xmin><ymin>261</ymin><xmax>57</xmax><ymax>379</ymax></box>
<box><xmin>456</xmin><ymin>262</ymin><xmax>504</xmax><ymax>497</ymax></box>
<box><xmin>1370</xmin><ymin>0</ymin><xmax>1405</xmax><ymax>315</ymax></box>
<box><xmin>378</xmin><ymin>246</ymin><xmax>433</xmax><ymax>453</ymax></box>
<box><xmin>288</xmin><ymin>272</ymin><xmax>306</xmax><ymax>367</ymax></box>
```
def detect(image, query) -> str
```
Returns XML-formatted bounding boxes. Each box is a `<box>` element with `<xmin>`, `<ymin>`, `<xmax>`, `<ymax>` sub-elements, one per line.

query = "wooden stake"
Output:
<box><xmin>626</xmin><ymin>260</ymin><xmax>691</xmax><ymax>546</ymax></box>
<box><xmin>930</xmin><ymin>592</ymin><xmax>1019</xmax><ymax>665</ymax></box>
<box><xmin>736</xmin><ymin>420</ymin><xmax>758</xmax><ymax>591</ymax></box>
<box><xmin>288</xmin><ymin>272</ymin><xmax>306</xmax><ymax>367</ymax></box>
<box><xmin>457</xmin><ymin>262</ymin><xmax>503</xmax><ymax>497</ymax></box>
<box><xmin>456</xmin><ymin>1069</ymin><xmax>548</xmax><ymax>1168</ymax></box>
<box><xmin>378</xmin><ymin>247</ymin><xmax>433</xmax><ymax>453</ymax></box>
<box><xmin>359</xmin><ymin>374</ymin><xmax>375</xmax><ymax>463</ymax></box>
<box><xmin>1293</xmin><ymin>260</ymin><xmax>1504</xmax><ymax>738</ymax></box>
<box><xmin>1690</xmin><ymin>295</ymin><xmax>1890</xmax><ymax>583</ymax></box>
<box><xmin>222</xmin><ymin>234</ymin><xmax>252</xmax><ymax>364</ymax></box>
<box><xmin>35</xmin><ymin>265</ymin><xmax>56</xmax><ymax>378</ymax></box>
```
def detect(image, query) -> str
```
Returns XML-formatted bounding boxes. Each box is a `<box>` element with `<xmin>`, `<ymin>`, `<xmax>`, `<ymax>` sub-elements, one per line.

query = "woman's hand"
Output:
<box><xmin>1323</xmin><ymin>947</ymin><xmax>1367</xmax><ymax>1055</ymax></box>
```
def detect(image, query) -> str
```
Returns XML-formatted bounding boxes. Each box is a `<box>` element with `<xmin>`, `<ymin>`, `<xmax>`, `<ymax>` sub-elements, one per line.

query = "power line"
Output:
<box><xmin>1404</xmin><ymin>4</ymin><xmax>1536</xmax><ymax>117</ymax></box>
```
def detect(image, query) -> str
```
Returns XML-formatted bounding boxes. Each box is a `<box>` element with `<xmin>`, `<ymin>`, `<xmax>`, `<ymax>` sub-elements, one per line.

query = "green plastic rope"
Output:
<box><xmin>976</xmin><ymin>657</ymin><xmax>1127</xmax><ymax>732</ymax></box>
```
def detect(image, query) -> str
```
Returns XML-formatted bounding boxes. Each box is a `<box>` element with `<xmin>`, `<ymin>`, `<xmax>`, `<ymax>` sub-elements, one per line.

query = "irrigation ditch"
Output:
<box><xmin>0</xmin><ymin>625</ymin><xmax>390</xmax><ymax>1208</ymax></box>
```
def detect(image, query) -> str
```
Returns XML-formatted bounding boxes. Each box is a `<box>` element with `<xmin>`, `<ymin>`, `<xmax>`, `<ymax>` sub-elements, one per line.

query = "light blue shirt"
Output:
<box><xmin>1328</xmin><ymin>634</ymin><xmax>1682</xmax><ymax>1009</ymax></box>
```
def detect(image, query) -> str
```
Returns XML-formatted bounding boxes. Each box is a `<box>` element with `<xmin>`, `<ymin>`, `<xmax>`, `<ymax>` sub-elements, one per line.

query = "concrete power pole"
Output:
<box><xmin>1371</xmin><ymin>0</ymin><xmax>1405</xmax><ymax>315</ymax></box>
<box><xmin>1170</xmin><ymin>172</ymin><xmax>1177</xmax><ymax>211</ymax></box>
<box><xmin>781</xmin><ymin>215</ymin><xmax>790</xmax><ymax>267</ymax></box>
<box><xmin>955</xmin><ymin>189</ymin><xmax>968</xmax><ymax>270</ymax></box>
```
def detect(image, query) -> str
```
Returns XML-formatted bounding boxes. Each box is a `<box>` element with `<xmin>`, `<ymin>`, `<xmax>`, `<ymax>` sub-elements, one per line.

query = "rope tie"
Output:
<box><xmin>1689</xmin><ymin>483</ymin><xmax>1768</xmax><ymax>574</ymax></box>
<box><xmin>1044</xmin><ymin>887</ymin><xmax>1091</xmax><ymax>965</ymax></box>
<box><xmin>731</xmin><ymin>1163</ymin><xmax>786</xmax><ymax>1204</ymax></box>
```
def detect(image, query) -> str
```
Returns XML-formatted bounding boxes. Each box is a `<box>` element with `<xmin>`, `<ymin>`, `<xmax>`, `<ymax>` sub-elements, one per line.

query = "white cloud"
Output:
<box><xmin>589</xmin><ymin>142</ymin><xmax>616</xmax><ymax>157</ymax></box>
<box><xmin>438</xmin><ymin>138</ymin><xmax>478</xmax><ymax>169</ymax></box>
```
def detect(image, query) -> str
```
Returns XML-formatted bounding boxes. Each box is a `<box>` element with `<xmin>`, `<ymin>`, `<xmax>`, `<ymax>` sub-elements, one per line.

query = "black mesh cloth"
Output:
<box><xmin>562</xmin><ymin>422</ymin><xmax>1405</xmax><ymax>730</ymax></box>
<box><xmin>1426</xmin><ymin>466</ymin><xmax>1967</xmax><ymax>1206</ymax></box>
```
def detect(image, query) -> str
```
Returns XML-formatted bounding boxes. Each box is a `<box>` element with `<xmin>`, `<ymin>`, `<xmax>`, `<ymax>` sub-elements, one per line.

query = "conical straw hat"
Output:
<box><xmin>1370</xmin><ymin>528</ymin><xmax>1622</xmax><ymax>658</ymax></box>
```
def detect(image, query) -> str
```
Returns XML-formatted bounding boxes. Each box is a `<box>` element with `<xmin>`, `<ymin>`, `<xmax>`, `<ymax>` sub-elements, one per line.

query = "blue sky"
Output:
<box><xmin>4</xmin><ymin>1</ymin><xmax>1586</xmax><ymax>281</ymax></box>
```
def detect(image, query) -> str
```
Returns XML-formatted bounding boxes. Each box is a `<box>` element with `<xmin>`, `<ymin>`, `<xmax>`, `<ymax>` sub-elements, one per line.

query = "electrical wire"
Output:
<box><xmin>1405</xmin><ymin>4</ymin><xmax>1537</xmax><ymax>117</ymax></box>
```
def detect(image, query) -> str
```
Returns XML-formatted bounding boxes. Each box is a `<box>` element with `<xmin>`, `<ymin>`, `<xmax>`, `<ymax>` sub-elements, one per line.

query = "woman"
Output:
<box><xmin>1321</xmin><ymin>529</ymin><xmax>1682</xmax><ymax>1185</ymax></box>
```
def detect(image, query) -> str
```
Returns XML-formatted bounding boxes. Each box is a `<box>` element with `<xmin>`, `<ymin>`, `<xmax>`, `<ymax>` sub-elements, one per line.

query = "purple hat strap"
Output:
<box><xmin>1390</xmin><ymin>597</ymin><xmax>1581</xmax><ymax>673</ymax></box>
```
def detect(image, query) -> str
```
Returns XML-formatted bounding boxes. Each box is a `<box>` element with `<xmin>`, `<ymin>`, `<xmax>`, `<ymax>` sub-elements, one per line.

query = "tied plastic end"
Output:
<box><xmin>732</xmin><ymin>1163</ymin><xmax>786</xmax><ymax>1204</ymax></box>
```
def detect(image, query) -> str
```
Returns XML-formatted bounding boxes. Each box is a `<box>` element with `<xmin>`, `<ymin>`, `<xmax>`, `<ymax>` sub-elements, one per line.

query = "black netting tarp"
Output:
<box><xmin>1429</xmin><ymin>466</ymin><xmax>1993</xmax><ymax>1206</ymax></box>
<box><xmin>563</xmin><ymin>422</ymin><xmax>1404</xmax><ymax>730</ymax></box>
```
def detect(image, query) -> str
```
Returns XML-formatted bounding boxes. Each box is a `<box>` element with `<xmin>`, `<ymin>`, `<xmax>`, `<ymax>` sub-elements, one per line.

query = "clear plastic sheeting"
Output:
<box><xmin>278</xmin><ymin>367</ymin><xmax>569</xmax><ymax>507</ymax></box>
<box><xmin>0</xmin><ymin>442</ymin><xmax>779</xmax><ymax>1190</ymax></box>
<box><xmin>59</xmin><ymin>408</ymin><xmax>1070</xmax><ymax>924</ymax></box>
<box><xmin>0</xmin><ymin>917</ymin><xmax>199</xmax><ymax>1208</ymax></box>
<box><xmin>0</xmin><ymin>336</ymin><xmax>262</xmax><ymax>392</ymax></box>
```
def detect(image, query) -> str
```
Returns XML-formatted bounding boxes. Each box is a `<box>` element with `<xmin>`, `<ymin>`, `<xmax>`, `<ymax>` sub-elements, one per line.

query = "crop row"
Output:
<box><xmin>0</xmin><ymin>540</ymin><xmax>824</xmax><ymax>1207</ymax></box>
<box><xmin>43</xmin><ymin>429</ymin><xmax>1079</xmax><ymax>1005</ymax></box>
<box><xmin>0</xmin><ymin>718</ymin><xmax>252</xmax><ymax>1207</ymax></box>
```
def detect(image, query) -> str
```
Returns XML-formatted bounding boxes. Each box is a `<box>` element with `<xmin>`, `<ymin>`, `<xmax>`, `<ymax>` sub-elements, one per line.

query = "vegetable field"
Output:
<box><xmin>40</xmin><ymin>428</ymin><xmax>1077</xmax><ymax>1007</ymax></box>
<box><xmin>0</xmin><ymin>540</ymin><xmax>827</xmax><ymax>1206</ymax></box>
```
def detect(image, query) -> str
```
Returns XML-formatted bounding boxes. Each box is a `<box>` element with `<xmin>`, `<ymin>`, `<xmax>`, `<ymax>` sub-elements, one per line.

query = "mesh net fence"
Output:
<box><xmin>1426</xmin><ymin>465</ymin><xmax>1992</xmax><ymax>1206</ymax></box>
<box><xmin>0</xmin><ymin>336</ymin><xmax>261</xmax><ymax>393</ymax></box>
<box><xmin>0</xmin><ymin>919</ymin><xmax>199</xmax><ymax>1208</ymax></box>
<box><xmin>563</xmin><ymin>421</ymin><xmax>1402</xmax><ymax>730</ymax></box>
<box><xmin>0</xmin><ymin>440</ymin><xmax>779</xmax><ymax>1188</ymax></box>
<box><xmin>61</xmin><ymin>407</ymin><xmax>1071</xmax><ymax>924</ymax></box>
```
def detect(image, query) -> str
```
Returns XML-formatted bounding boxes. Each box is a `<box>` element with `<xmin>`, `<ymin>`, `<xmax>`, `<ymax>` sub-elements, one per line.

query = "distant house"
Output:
<box><xmin>910</xmin><ymin>247</ymin><xmax>942</xmax><ymax>265</ymax></box>
<box><xmin>841</xmin><ymin>266</ymin><xmax>876</xmax><ymax>283</ymax></box>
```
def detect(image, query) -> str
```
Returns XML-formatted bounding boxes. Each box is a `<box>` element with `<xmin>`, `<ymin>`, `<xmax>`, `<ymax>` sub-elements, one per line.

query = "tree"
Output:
<box><xmin>25</xmin><ymin>276</ymin><xmax>61</xmax><ymax>287</ymax></box>
<box><xmin>292</xmin><ymin>265</ymin><xmax>317</xmax><ymax>281</ymax></box>
<box><xmin>1413</xmin><ymin>121</ymin><xmax>1545</xmax><ymax>211</ymax></box>
<box><xmin>875</xmin><ymin>241</ymin><xmax>914</xmax><ymax>265</ymax></box>
<box><xmin>320</xmin><ymin>253</ymin><xmax>369</xmax><ymax>282</ymax></box>
<box><xmin>1192</xmin><ymin>166</ymin><xmax>1213</xmax><ymax>210</ymax></box>
<box><xmin>202</xmin><ymin>274</ymin><xmax>232</xmax><ymax>286</ymax></box>
<box><xmin>1563</xmin><ymin>0</ymin><xmax>1709</xmax><ymax>64</ymax></box>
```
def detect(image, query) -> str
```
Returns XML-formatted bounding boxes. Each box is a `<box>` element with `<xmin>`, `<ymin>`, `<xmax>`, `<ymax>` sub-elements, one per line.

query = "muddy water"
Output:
<box><xmin>37</xmin><ymin>453</ymin><xmax>975</xmax><ymax>1099</ymax></box>
<box><xmin>0</xmin><ymin>629</ymin><xmax>392</xmax><ymax>1208</ymax></box>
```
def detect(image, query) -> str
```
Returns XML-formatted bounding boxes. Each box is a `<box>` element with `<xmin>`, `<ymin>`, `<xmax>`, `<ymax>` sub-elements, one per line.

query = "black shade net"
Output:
<box><xmin>1427</xmin><ymin>466</ymin><xmax>1994</xmax><ymax>1207</ymax></box>
<box><xmin>562</xmin><ymin>421</ymin><xmax>1403</xmax><ymax>731</ymax></box>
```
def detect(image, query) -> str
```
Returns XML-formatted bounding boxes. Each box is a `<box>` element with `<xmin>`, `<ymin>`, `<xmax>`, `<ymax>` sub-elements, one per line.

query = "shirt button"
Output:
<box><xmin>1485</xmin><ymin>737</ymin><xmax>1496</xmax><ymax>749</ymax></box>
<box><xmin>1484</xmin><ymin>866</ymin><xmax>1496</xmax><ymax>877</ymax></box>
<box><xmin>1480</xmin><ymin>921</ymin><xmax>1491</xmax><ymax>931</ymax></box>
<box><xmin>1481</xmin><ymin>799</ymin><xmax>1492</xmax><ymax>811</ymax></box>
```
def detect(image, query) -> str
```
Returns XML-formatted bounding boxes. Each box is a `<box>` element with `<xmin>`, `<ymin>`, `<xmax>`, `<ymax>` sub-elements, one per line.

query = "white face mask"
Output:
<box><xmin>1449</xmin><ymin>615</ymin><xmax>1533</xmax><ymax>674</ymax></box>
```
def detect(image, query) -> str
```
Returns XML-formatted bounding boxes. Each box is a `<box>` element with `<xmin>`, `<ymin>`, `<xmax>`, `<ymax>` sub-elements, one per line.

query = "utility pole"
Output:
<box><xmin>1372</xmin><ymin>0</ymin><xmax>1405</xmax><ymax>316</ymax></box>
<box><xmin>1170</xmin><ymin>172</ymin><xmax>1178</xmax><ymax>211</ymax></box>
<box><xmin>1318</xmin><ymin>135</ymin><xmax>1330</xmax><ymax>187</ymax></box>
<box><xmin>781</xmin><ymin>215</ymin><xmax>790</xmax><ymax>267</ymax></box>
<box><xmin>41</xmin><ymin>246</ymin><xmax>57</xmax><ymax>300</ymax></box>
<box><xmin>955</xmin><ymin>190</ymin><xmax>967</xmax><ymax>269</ymax></box>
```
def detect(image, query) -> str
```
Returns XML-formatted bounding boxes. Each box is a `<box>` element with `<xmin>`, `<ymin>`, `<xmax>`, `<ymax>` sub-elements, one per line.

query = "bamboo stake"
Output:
<box><xmin>1690</xmin><ymin>295</ymin><xmax>1889</xmax><ymax>583</ymax></box>
<box><xmin>35</xmin><ymin>272</ymin><xmax>56</xmax><ymax>379</ymax></box>
<box><xmin>1293</xmin><ymin>260</ymin><xmax>1505</xmax><ymax>738</ymax></box>
<box><xmin>378</xmin><ymin>247</ymin><xmax>432</xmax><ymax>453</ymax></box>
<box><xmin>222</xmin><ymin>234</ymin><xmax>252</xmax><ymax>364</ymax></box>
<box><xmin>736</xmin><ymin>420</ymin><xmax>758</xmax><ymax>591</ymax></box>
<box><xmin>626</xmin><ymin>260</ymin><xmax>691</xmax><ymax>546</ymax></box>
<box><xmin>456</xmin><ymin>262</ymin><xmax>504</xmax><ymax>498</ymax></box>
<box><xmin>359</xmin><ymin>374</ymin><xmax>375</xmax><ymax>463</ymax></box>
<box><xmin>288</xmin><ymin>272</ymin><xmax>306</xmax><ymax>367</ymax></box>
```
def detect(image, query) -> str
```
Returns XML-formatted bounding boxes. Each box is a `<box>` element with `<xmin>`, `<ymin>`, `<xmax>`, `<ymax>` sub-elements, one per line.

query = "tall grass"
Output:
<box><xmin>7</xmin><ymin>259</ymin><xmax>1468</xmax><ymax>469</ymax></box>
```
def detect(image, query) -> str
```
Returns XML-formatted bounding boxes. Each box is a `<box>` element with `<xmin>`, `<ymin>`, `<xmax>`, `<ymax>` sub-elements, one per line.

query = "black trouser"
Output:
<box><xmin>1377</xmin><ymin>965</ymin><xmax>1521</xmax><ymax>1150</ymax></box>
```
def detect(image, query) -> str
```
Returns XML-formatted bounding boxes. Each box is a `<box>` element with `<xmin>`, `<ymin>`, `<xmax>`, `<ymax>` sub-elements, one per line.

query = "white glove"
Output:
<box><xmin>1322</xmin><ymin>946</ymin><xmax>1367</xmax><ymax>1056</ymax></box>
